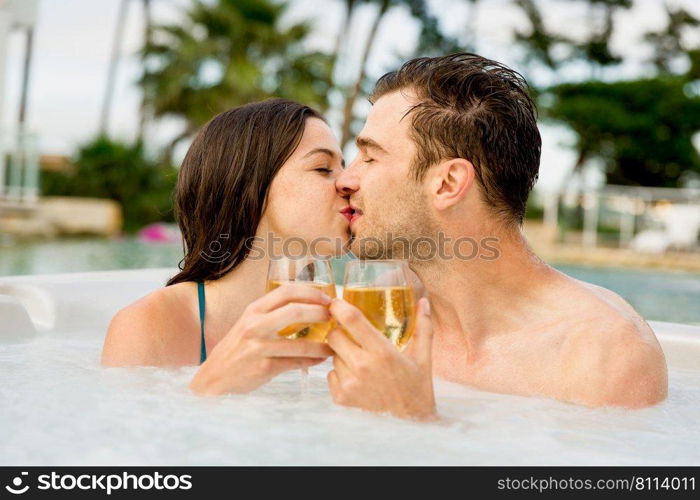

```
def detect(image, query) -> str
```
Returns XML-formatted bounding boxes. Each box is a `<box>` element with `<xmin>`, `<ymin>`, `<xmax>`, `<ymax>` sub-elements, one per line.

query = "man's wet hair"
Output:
<box><xmin>371</xmin><ymin>53</ymin><xmax>541</xmax><ymax>225</ymax></box>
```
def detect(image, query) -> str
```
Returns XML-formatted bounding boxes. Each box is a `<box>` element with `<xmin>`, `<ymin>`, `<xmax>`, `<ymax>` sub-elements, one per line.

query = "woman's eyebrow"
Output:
<box><xmin>302</xmin><ymin>147</ymin><xmax>335</xmax><ymax>159</ymax></box>
<box><xmin>302</xmin><ymin>148</ymin><xmax>345</xmax><ymax>167</ymax></box>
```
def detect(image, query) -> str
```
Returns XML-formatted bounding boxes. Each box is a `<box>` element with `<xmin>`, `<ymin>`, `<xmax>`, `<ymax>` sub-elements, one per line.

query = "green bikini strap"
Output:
<box><xmin>197</xmin><ymin>281</ymin><xmax>207</xmax><ymax>364</ymax></box>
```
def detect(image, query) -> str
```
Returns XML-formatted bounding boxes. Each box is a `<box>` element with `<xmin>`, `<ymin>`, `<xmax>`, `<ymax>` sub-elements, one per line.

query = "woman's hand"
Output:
<box><xmin>189</xmin><ymin>284</ymin><xmax>334</xmax><ymax>395</ymax></box>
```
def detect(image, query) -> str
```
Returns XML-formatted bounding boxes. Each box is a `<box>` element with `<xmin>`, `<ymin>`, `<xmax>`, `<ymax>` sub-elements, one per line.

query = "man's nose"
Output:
<box><xmin>336</xmin><ymin>160</ymin><xmax>360</xmax><ymax>196</ymax></box>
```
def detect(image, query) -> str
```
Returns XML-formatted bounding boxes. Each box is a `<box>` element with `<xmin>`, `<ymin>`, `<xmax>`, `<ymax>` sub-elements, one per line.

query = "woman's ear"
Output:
<box><xmin>430</xmin><ymin>158</ymin><xmax>475</xmax><ymax>211</ymax></box>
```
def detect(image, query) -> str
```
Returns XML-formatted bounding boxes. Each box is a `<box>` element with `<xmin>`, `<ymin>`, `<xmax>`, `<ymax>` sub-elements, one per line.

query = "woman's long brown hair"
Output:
<box><xmin>167</xmin><ymin>98</ymin><xmax>323</xmax><ymax>286</ymax></box>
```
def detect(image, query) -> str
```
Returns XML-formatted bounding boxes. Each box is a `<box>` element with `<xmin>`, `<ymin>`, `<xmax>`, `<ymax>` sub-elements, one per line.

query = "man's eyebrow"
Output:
<box><xmin>302</xmin><ymin>147</ymin><xmax>345</xmax><ymax>168</ymax></box>
<box><xmin>355</xmin><ymin>136</ymin><xmax>388</xmax><ymax>155</ymax></box>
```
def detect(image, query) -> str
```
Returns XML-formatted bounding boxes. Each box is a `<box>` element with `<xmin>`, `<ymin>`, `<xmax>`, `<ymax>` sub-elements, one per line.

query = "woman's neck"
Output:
<box><xmin>201</xmin><ymin>254</ymin><xmax>271</xmax><ymax>344</ymax></box>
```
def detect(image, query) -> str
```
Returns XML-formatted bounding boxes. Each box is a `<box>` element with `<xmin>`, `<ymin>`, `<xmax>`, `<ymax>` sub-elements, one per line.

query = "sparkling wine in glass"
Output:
<box><xmin>266</xmin><ymin>256</ymin><xmax>336</xmax><ymax>392</ymax></box>
<box><xmin>342</xmin><ymin>259</ymin><xmax>416</xmax><ymax>350</ymax></box>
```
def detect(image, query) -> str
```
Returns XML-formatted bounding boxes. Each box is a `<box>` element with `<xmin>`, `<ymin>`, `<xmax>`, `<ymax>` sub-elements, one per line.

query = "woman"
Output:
<box><xmin>101</xmin><ymin>99</ymin><xmax>351</xmax><ymax>396</ymax></box>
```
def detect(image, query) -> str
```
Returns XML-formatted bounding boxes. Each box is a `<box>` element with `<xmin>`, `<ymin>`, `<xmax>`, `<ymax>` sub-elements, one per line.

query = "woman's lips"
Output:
<box><xmin>340</xmin><ymin>206</ymin><xmax>353</xmax><ymax>223</ymax></box>
<box><xmin>349</xmin><ymin>205</ymin><xmax>363</xmax><ymax>226</ymax></box>
<box><xmin>340</xmin><ymin>206</ymin><xmax>363</xmax><ymax>225</ymax></box>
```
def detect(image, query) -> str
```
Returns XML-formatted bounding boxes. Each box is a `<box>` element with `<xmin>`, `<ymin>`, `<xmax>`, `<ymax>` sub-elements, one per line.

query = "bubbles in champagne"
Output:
<box><xmin>265</xmin><ymin>280</ymin><xmax>336</xmax><ymax>342</ymax></box>
<box><xmin>342</xmin><ymin>286</ymin><xmax>416</xmax><ymax>349</ymax></box>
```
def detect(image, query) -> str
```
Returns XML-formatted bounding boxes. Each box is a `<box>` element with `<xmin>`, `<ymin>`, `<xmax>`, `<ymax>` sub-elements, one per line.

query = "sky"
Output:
<box><xmin>2</xmin><ymin>0</ymin><xmax>699</xmax><ymax>193</ymax></box>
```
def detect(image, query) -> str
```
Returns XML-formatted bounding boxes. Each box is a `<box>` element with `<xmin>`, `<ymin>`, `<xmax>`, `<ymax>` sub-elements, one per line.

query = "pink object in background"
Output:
<box><xmin>137</xmin><ymin>223</ymin><xmax>182</xmax><ymax>244</ymax></box>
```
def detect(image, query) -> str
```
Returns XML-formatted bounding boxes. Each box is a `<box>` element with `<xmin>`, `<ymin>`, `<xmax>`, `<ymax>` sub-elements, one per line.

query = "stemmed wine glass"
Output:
<box><xmin>266</xmin><ymin>256</ymin><xmax>336</xmax><ymax>392</ymax></box>
<box><xmin>342</xmin><ymin>259</ymin><xmax>416</xmax><ymax>350</ymax></box>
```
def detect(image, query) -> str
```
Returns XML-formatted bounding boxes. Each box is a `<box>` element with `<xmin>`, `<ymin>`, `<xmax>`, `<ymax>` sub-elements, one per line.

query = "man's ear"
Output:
<box><xmin>429</xmin><ymin>158</ymin><xmax>475</xmax><ymax>211</ymax></box>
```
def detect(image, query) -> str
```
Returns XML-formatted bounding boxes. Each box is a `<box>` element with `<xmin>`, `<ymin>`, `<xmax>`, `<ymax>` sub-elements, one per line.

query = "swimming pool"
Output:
<box><xmin>2</xmin><ymin>237</ymin><xmax>700</xmax><ymax>324</ymax></box>
<box><xmin>1</xmin><ymin>269</ymin><xmax>699</xmax><ymax>465</ymax></box>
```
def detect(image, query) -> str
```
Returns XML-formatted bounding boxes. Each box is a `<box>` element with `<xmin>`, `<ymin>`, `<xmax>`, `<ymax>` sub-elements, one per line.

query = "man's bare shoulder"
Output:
<box><xmin>101</xmin><ymin>282</ymin><xmax>199</xmax><ymax>367</ymax></box>
<box><xmin>552</xmin><ymin>274</ymin><xmax>668</xmax><ymax>408</ymax></box>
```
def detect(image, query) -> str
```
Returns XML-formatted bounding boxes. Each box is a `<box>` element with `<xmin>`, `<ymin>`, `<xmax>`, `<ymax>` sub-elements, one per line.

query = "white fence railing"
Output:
<box><xmin>542</xmin><ymin>185</ymin><xmax>700</xmax><ymax>251</ymax></box>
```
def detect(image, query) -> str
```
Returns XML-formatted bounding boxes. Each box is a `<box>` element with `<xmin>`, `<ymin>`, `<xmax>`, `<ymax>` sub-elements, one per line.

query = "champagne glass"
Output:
<box><xmin>342</xmin><ymin>260</ymin><xmax>416</xmax><ymax>350</ymax></box>
<box><xmin>266</xmin><ymin>256</ymin><xmax>336</xmax><ymax>392</ymax></box>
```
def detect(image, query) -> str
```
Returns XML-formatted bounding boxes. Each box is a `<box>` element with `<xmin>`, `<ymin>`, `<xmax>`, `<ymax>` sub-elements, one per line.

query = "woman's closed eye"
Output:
<box><xmin>314</xmin><ymin>166</ymin><xmax>333</xmax><ymax>175</ymax></box>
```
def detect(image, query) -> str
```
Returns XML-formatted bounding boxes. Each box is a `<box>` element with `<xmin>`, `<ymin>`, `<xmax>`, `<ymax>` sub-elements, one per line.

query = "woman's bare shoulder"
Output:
<box><xmin>101</xmin><ymin>282</ymin><xmax>200</xmax><ymax>367</ymax></box>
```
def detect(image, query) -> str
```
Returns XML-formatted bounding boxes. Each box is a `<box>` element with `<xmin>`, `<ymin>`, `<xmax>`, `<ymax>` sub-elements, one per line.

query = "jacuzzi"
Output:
<box><xmin>1</xmin><ymin>269</ymin><xmax>699</xmax><ymax>465</ymax></box>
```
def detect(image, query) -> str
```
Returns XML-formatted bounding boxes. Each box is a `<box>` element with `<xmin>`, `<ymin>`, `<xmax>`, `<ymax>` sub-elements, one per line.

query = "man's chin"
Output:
<box><xmin>349</xmin><ymin>235</ymin><xmax>389</xmax><ymax>260</ymax></box>
<box><xmin>348</xmin><ymin>234</ymin><xmax>362</xmax><ymax>258</ymax></box>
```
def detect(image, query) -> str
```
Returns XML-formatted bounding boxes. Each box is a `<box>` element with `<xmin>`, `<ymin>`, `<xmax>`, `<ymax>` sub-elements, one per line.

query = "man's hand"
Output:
<box><xmin>326</xmin><ymin>297</ymin><xmax>437</xmax><ymax>421</ymax></box>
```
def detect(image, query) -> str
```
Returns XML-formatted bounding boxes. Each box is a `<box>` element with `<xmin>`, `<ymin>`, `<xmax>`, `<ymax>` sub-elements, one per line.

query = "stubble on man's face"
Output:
<box><xmin>350</xmin><ymin>174</ymin><xmax>438</xmax><ymax>261</ymax></box>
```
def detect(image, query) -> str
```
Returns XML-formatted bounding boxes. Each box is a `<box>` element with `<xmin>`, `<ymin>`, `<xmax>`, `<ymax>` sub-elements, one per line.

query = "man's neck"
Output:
<box><xmin>411</xmin><ymin>224</ymin><xmax>555</xmax><ymax>356</ymax></box>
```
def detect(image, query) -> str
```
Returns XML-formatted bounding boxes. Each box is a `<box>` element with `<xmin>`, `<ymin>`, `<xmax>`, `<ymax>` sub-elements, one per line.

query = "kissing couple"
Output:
<box><xmin>103</xmin><ymin>53</ymin><xmax>668</xmax><ymax>419</ymax></box>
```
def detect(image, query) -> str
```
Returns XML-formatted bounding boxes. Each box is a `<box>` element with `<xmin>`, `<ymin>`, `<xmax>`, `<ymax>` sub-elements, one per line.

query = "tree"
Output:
<box><xmin>334</xmin><ymin>0</ymin><xmax>464</xmax><ymax>148</ymax></box>
<box><xmin>140</xmin><ymin>0</ymin><xmax>333</xmax><ymax>160</ymax></box>
<box><xmin>42</xmin><ymin>137</ymin><xmax>177</xmax><ymax>232</ymax></box>
<box><xmin>137</xmin><ymin>0</ymin><xmax>153</xmax><ymax>141</ymax></box>
<box><xmin>576</xmin><ymin>0</ymin><xmax>631</xmax><ymax>71</ymax></box>
<box><xmin>644</xmin><ymin>4</ymin><xmax>699</xmax><ymax>73</ymax></box>
<box><xmin>140</xmin><ymin>0</ymin><xmax>468</xmax><ymax>152</ymax></box>
<box><xmin>100</xmin><ymin>0</ymin><xmax>130</xmax><ymax>135</ymax></box>
<box><xmin>339</xmin><ymin>0</ymin><xmax>390</xmax><ymax>148</ymax></box>
<box><xmin>513</xmin><ymin>0</ymin><xmax>632</xmax><ymax>79</ymax></box>
<box><xmin>545</xmin><ymin>77</ymin><xmax>700</xmax><ymax>187</ymax></box>
<box><xmin>512</xmin><ymin>0</ymin><xmax>700</xmax><ymax>189</ymax></box>
<box><xmin>513</xmin><ymin>0</ymin><xmax>564</xmax><ymax>70</ymax></box>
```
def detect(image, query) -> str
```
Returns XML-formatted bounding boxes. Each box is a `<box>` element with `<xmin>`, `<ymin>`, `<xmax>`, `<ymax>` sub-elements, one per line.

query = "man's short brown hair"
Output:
<box><xmin>370</xmin><ymin>53</ymin><xmax>541</xmax><ymax>225</ymax></box>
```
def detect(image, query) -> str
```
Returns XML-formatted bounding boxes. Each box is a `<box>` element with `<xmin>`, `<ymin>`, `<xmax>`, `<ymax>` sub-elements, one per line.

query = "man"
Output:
<box><xmin>325</xmin><ymin>53</ymin><xmax>667</xmax><ymax>420</ymax></box>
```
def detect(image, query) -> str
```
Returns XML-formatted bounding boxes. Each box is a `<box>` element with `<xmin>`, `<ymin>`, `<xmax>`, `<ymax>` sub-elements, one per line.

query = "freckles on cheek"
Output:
<box><xmin>279</xmin><ymin>192</ymin><xmax>305</xmax><ymax>222</ymax></box>
<box><xmin>281</xmin><ymin>179</ymin><xmax>330</xmax><ymax>228</ymax></box>
<box><xmin>266</xmin><ymin>179</ymin><xmax>302</xmax><ymax>231</ymax></box>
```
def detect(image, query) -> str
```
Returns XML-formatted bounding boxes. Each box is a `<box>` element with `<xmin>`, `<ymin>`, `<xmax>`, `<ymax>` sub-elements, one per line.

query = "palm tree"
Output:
<box><xmin>140</xmin><ymin>0</ymin><xmax>333</xmax><ymax>161</ymax></box>
<box><xmin>330</xmin><ymin>0</ymin><xmax>358</xmax><ymax>80</ymax></box>
<box><xmin>339</xmin><ymin>0</ymin><xmax>390</xmax><ymax>148</ymax></box>
<box><xmin>513</xmin><ymin>0</ymin><xmax>566</xmax><ymax>70</ymax></box>
<box><xmin>100</xmin><ymin>0</ymin><xmax>130</xmax><ymax>135</ymax></box>
<box><xmin>336</xmin><ymin>0</ymin><xmax>462</xmax><ymax>149</ymax></box>
<box><xmin>137</xmin><ymin>0</ymin><xmax>152</xmax><ymax>141</ymax></box>
<box><xmin>18</xmin><ymin>27</ymin><xmax>34</xmax><ymax>133</ymax></box>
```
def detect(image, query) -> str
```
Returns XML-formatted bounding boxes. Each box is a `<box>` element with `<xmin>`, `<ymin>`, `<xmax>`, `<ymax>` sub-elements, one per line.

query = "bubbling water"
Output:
<box><xmin>1</xmin><ymin>330</ymin><xmax>699</xmax><ymax>466</ymax></box>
